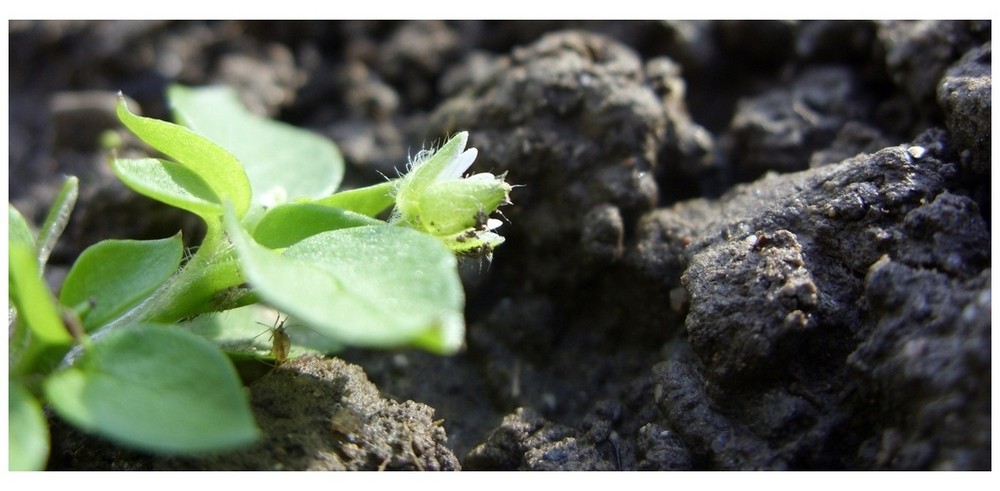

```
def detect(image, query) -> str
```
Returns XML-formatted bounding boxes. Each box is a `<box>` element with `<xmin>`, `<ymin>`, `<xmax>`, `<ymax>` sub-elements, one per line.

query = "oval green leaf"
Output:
<box><xmin>168</xmin><ymin>85</ymin><xmax>344</xmax><ymax>205</ymax></box>
<box><xmin>9</xmin><ymin>382</ymin><xmax>50</xmax><ymax>471</ymax></box>
<box><xmin>111</xmin><ymin>158</ymin><xmax>223</xmax><ymax>219</ymax></box>
<box><xmin>44</xmin><ymin>325</ymin><xmax>260</xmax><ymax>454</ymax></box>
<box><xmin>226</xmin><ymin>210</ymin><xmax>465</xmax><ymax>354</ymax></box>
<box><xmin>59</xmin><ymin>235</ymin><xmax>184</xmax><ymax>330</ymax></box>
<box><xmin>116</xmin><ymin>95</ymin><xmax>251</xmax><ymax>216</ymax></box>
<box><xmin>253</xmin><ymin>202</ymin><xmax>382</xmax><ymax>248</ymax></box>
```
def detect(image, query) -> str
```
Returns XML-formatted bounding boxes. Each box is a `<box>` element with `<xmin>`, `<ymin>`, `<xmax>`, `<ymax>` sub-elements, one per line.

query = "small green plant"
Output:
<box><xmin>8</xmin><ymin>85</ymin><xmax>512</xmax><ymax>470</ymax></box>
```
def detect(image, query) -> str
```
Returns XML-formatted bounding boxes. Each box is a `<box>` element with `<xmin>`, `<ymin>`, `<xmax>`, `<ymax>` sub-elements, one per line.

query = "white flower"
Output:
<box><xmin>391</xmin><ymin>132</ymin><xmax>512</xmax><ymax>256</ymax></box>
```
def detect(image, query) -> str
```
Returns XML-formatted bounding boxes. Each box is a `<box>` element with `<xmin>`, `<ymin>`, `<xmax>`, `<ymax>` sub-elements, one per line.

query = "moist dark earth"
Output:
<box><xmin>9</xmin><ymin>20</ymin><xmax>990</xmax><ymax>470</ymax></box>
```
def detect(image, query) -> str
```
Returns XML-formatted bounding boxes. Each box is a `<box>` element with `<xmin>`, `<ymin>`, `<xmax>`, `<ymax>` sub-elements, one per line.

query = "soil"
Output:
<box><xmin>9</xmin><ymin>20</ymin><xmax>991</xmax><ymax>470</ymax></box>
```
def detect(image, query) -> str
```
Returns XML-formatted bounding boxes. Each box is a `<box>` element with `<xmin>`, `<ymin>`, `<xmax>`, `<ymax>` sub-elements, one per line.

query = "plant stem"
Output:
<box><xmin>60</xmin><ymin>220</ymin><xmax>245</xmax><ymax>366</ymax></box>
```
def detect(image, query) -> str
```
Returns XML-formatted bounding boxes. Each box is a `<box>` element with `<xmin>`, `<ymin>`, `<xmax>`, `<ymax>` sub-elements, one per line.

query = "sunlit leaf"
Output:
<box><xmin>315</xmin><ymin>180</ymin><xmax>396</xmax><ymax>217</ymax></box>
<box><xmin>226</xmin><ymin>209</ymin><xmax>465</xmax><ymax>354</ymax></box>
<box><xmin>8</xmin><ymin>243</ymin><xmax>70</xmax><ymax>345</ymax></box>
<box><xmin>111</xmin><ymin>157</ymin><xmax>225</xmax><ymax>220</ymax></box>
<box><xmin>252</xmin><ymin>201</ymin><xmax>381</xmax><ymax>248</ymax></box>
<box><xmin>9</xmin><ymin>204</ymin><xmax>35</xmax><ymax>251</ymax></box>
<box><xmin>116</xmin><ymin>95</ymin><xmax>251</xmax><ymax>217</ymax></box>
<box><xmin>44</xmin><ymin>325</ymin><xmax>259</xmax><ymax>454</ymax></box>
<box><xmin>59</xmin><ymin>235</ymin><xmax>184</xmax><ymax>330</ymax></box>
<box><xmin>168</xmin><ymin>85</ymin><xmax>343</xmax><ymax>205</ymax></box>
<box><xmin>9</xmin><ymin>382</ymin><xmax>50</xmax><ymax>471</ymax></box>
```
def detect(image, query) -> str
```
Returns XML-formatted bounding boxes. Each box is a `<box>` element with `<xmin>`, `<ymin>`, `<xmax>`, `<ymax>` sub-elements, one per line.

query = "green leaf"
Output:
<box><xmin>44</xmin><ymin>325</ymin><xmax>259</xmax><ymax>454</ymax></box>
<box><xmin>9</xmin><ymin>382</ymin><xmax>50</xmax><ymax>471</ymax></box>
<box><xmin>8</xmin><ymin>242</ymin><xmax>73</xmax><ymax>376</ymax></box>
<box><xmin>111</xmin><ymin>158</ymin><xmax>224</xmax><ymax>219</ymax></box>
<box><xmin>59</xmin><ymin>236</ymin><xmax>184</xmax><ymax>330</ymax></box>
<box><xmin>9</xmin><ymin>204</ymin><xmax>35</xmax><ymax>250</ymax></box>
<box><xmin>226</xmin><ymin>209</ymin><xmax>465</xmax><ymax>354</ymax></box>
<box><xmin>315</xmin><ymin>180</ymin><xmax>396</xmax><ymax>217</ymax></box>
<box><xmin>116</xmin><ymin>95</ymin><xmax>251</xmax><ymax>217</ymax></box>
<box><xmin>253</xmin><ymin>202</ymin><xmax>382</xmax><ymax>248</ymax></box>
<box><xmin>8</xmin><ymin>243</ymin><xmax>70</xmax><ymax>345</ymax></box>
<box><xmin>167</xmin><ymin>85</ymin><xmax>344</xmax><ymax>205</ymax></box>
<box><xmin>36</xmin><ymin>175</ymin><xmax>78</xmax><ymax>269</ymax></box>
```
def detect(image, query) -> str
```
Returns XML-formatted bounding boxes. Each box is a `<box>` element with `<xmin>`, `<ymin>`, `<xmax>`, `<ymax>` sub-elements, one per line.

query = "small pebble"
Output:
<box><xmin>907</xmin><ymin>145</ymin><xmax>926</xmax><ymax>159</ymax></box>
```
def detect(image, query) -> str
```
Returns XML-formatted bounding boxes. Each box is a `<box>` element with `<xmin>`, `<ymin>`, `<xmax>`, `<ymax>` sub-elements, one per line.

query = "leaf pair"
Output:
<box><xmin>111</xmin><ymin>85</ymin><xmax>348</xmax><ymax>227</ymax></box>
<box><xmin>112</xmin><ymin>94</ymin><xmax>252</xmax><ymax>225</ymax></box>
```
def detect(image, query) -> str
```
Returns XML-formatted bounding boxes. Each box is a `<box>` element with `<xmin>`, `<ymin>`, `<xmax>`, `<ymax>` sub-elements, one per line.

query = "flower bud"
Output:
<box><xmin>392</xmin><ymin>132</ymin><xmax>512</xmax><ymax>256</ymax></box>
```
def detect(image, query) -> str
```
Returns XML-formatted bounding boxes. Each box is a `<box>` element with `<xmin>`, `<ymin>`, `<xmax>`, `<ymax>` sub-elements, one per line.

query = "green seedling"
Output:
<box><xmin>8</xmin><ymin>84</ymin><xmax>513</xmax><ymax>469</ymax></box>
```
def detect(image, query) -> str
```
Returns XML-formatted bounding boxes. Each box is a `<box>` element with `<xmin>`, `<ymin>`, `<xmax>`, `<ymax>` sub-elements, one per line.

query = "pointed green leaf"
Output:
<box><xmin>8</xmin><ymin>243</ymin><xmax>70</xmax><ymax>345</ymax></box>
<box><xmin>168</xmin><ymin>85</ymin><xmax>343</xmax><ymax>205</ymax></box>
<box><xmin>315</xmin><ymin>180</ymin><xmax>396</xmax><ymax>217</ymax></box>
<box><xmin>253</xmin><ymin>202</ymin><xmax>381</xmax><ymax>248</ymax></box>
<box><xmin>116</xmin><ymin>95</ymin><xmax>251</xmax><ymax>216</ymax></box>
<box><xmin>59</xmin><ymin>236</ymin><xmax>184</xmax><ymax>330</ymax></box>
<box><xmin>9</xmin><ymin>204</ymin><xmax>35</xmax><ymax>250</ymax></box>
<box><xmin>44</xmin><ymin>325</ymin><xmax>259</xmax><ymax>454</ymax></box>
<box><xmin>36</xmin><ymin>175</ymin><xmax>78</xmax><ymax>269</ymax></box>
<box><xmin>8</xmin><ymin>242</ymin><xmax>73</xmax><ymax>375</ymax></box>
<box><xmin>9</xmin><ymin>382</ymin><xmax>50</xmax><ymax>471</ymax></box>
<box><xmin>111</xmin><ymin>158</ymin><xmax>223</xmax><ymax>219</ymax></box>
<box><xmin>226</xmin><ymin>209</ymin><xmax>465</xmax><ymax>354</ymax></box>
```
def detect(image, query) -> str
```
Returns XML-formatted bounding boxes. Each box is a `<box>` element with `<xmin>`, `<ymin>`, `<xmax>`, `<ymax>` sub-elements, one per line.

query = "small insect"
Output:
<box><xmin>254</xmin><ymin>315</ymin><xmax>291</xmax><ymax>366</ymax></box>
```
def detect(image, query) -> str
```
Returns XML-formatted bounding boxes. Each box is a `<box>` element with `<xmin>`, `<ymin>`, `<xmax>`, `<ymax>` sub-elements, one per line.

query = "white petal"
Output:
<box><xmin>465</xmin><ymin>172</ymin><xmax>499</xmax><ymax>182</ymax></box>
<box><xmin>438</xmin><ymin>148</ymin><xmax>478</xmax><ymax>181</ymax></box>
